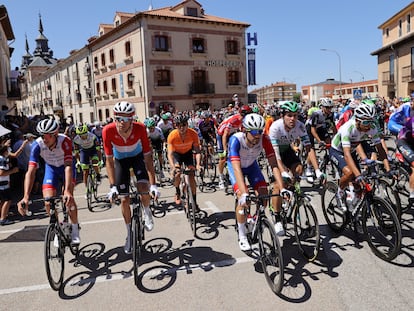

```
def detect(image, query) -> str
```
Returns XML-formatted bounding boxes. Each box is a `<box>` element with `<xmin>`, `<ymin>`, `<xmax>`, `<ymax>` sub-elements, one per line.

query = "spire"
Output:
<box><xmin>39</xmin><ymin>13</ymin><xmax>43</xmax><ymax>35</ymax></box>
<box><xmin>25</xmin><ymin>33</ymin><xmax>29</xmax><ymax>53</ymax></box>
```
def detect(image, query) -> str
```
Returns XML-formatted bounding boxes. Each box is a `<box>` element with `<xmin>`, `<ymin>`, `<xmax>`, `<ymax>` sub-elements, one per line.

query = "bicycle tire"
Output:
<box><xmin>375</xmin><ymin>178</ymin><xmax>401</xmax><ymax>221</ymax></box>
<box><xmin>86</xmin><ymin>174</ymin><xmax>93</xmax><ymax>212</ymax></box>
<box><xmin>187</xmin><ymin>185</ymin><xmax>197</xmax><ymax>237</ymax></box>
<box><xmin>258</xmin><ymin>217</ymin><xmax>284</xmax><ymax>294</ymax></box>
<box><xmin>131</xmin><ymin>214</ymin><xmax>141</xmax><ymax>286</ymax></box>
<box><xmin>362</xmin><ymin>196</ymin><xmax>402</xmax><ymax>262</ymax></box>
<box><xmin>204</xmin><ymin>154</ymin><xmax>217</xmax><ymax>184</ymax></box>
<box><xmin>92</xmin><ymin>171</ymin><xmax>99</xmax><ymax>200</ymax></box>
<box><xmin>321</xmin><ymin>181</ymin><xmax>348</xmax><ymax>233</ymax></box>
<box><xmin>44</xmin><ymin>224</ymin><xmax>64</xmax><ymax>291</ymax></box>
<box><xmin>293</xmin><ymin>201</ymin><xmax>320</xmax><ymax>262</ymax></box>
<box><xmin>394</xmin><ymin>166</ymin><xmax>410</xmax><ymax>213</ymax></box>
<box><xmin>197</xmin><ymin>169</ymin><xmax>205</xmax><ymax>192</ymax></box>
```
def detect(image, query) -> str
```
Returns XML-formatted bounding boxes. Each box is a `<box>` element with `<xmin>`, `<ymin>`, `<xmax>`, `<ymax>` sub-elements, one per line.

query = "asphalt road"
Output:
<box><xmin>0</xmin><ymin>150</ymin><xmax>413</xmax><ymax>310</ymax></box>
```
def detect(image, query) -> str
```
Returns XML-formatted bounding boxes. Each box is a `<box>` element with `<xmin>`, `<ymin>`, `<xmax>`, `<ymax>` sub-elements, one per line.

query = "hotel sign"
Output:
<box><xmin>205</xmin><ymin>60</ymin><xmax>243</xmax><ymax>67</ymax></box>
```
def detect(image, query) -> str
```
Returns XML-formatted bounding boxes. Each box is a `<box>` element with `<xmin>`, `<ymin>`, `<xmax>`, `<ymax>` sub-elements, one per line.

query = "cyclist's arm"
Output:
<box><xmin>310</xmin><ymin>126</ymin><xmax>322</xmax><ymax>143</ymax></box>
<box><xmin>63</xmin><ymin>162</ymin><xmax>75</xmax><ymax>205</ymax></box>
<box><xmin>22</xmin><ymin>165</ymin><xmax>36</xmax><ymax>201</ymax></box>
<box><xmin>375</xmin><ymin>142</ymin><xmax>391</xmax><ymax>172</ymax></box>
<box><xmin>344</xmin><ymin>146</ymin><xmax>361</xmax><ymax>177</ymax></box>
<box><xmin>231</xmin><ymin>159</ymin><xmax>248</xmax><ymax>196</ymax></box>
<box><xmin>106</xmin><ymin>156</ymin><xmax>116</xmax><ymax>186</ymax></box>
<box><xmin>222</xmin><ymin>128</ymin><xmax>230</xmax><ymax>153</ymax></box>
<box><xmin>144</xmin><ymin>152</ymin><xmax>156</xmax><ymax>185</ymax></box>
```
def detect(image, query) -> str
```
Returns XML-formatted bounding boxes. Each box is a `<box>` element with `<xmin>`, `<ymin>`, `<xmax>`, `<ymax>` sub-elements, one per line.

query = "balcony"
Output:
<box><xmin>124</xmin><ymin>55</ymin><xmax>133</xmax><ymax>64</ymax></box>
<box><xmin>402</xmin><ymin>65</ymin><xmax>414</xmax><ymax>82</ymax></box>
<box><xmin>108</xmin><ymin>62</ymin><xmax>116</xmax><ymax>70</ymax></box>
<box><xmin>189</xmin><ymin>83</ymin><xmax>215</xmax><ymax>95</ymax></box>
<box><xmin>382</xmin><ymin>71</ymin><xmax>395</xmax><ymax>86</ymax></box>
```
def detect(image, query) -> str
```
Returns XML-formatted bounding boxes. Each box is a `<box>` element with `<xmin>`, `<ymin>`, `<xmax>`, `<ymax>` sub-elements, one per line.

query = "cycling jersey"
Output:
<box><xmin>228</xmin><ymin>132</ymin><xmax>274</xmax><ymax>168</ymax></box>
<box><xmin>198</xmin><ymin>119</ymin><xmax>215</xmax><ymax>137</ymax></box>
<box><xmin>73</xmin><ymin>132</ymin><xmax>100</xmax><ymax>150</ymax></box>
<box><xmin>331</xmin><ymin>118</ymin><xmax>381</xmax><ymax>153</ymax></box>
<box><xmin>102</xmin><ymin>122</ymin><xmax>151</xmax><ymax>160</ymax></box>
<box><xmin>217</xmin><ymin>114</ymin><xmax>242</xmax><ymax>136</ymax></box>
<box><xmin>336</xmin><ymin>109</ymin><xmax>354</xmax><ymax>130</ymax></box>
<box><xmin>309</xmin><ymin>110</ymin><xmax>334</xmax><ymax>130</ymax></box>
<box><xmin>157</xmin><ymin>119</ymin><xmax>174</xmax><ymax>136</ymax></box>
<box><xmin>147</xmin><ymin>126</ymin><xmax>164</xmax><ymax>141</ymax></box>
<box><xmin>388</xmin><ymin>102</ymin><xmax>414</xmax><ymax>134</ymax></box>
<box><xmin>167</xmin><ymin>128</ymin><xmax>200</xmax><ymax>154</ymax></box>
<box><xmin>29</xmin><ymin>134</ymin><xmax>73</xmax><ymax>168</ymax></box>
<box><xmin>268</xmin><ymin>118</ymin><xmax>310</xmax><ymax>158</ymax></box>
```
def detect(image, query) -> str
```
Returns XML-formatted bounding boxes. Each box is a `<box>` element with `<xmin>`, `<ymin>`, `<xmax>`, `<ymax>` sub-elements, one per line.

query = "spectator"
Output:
<box><xmin>0</xmin><ymin>144</ymin><xmax>19</xmax><ymax>225</ymax></box>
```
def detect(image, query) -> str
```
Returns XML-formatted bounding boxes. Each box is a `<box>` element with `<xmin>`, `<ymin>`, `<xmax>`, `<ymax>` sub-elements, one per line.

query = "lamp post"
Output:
<box><xmin>321</xmin><ymin>48</ymin><xmax>342</xmax><ymax>98</ymax></box>
<box><xmin>353</xmin><ymin>70</ymin><xmax>365</xmax><ymax>82</ymax></box>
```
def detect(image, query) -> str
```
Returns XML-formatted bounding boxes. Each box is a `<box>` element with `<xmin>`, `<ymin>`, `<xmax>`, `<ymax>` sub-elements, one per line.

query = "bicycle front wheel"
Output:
<box><xmin>362</xmin><ymin>196</ymin><xmax>402</xmax><ymax>262</ymax></box>
<box><xmin>293</xmin><ymin>201</ymin><xmax>320</xmax><ymax>261</ymax></box>
<box><xmin>258</xmin><ymin>217</ymin><xmax>284</xmax><ymax>294</ymax></box>
<box><xmin>86</xmin><ymin>174</ymin><xmax>93</xmax><ymax>212</ymax></box>
<box><xmin>321</xmin><ymin>181</ymin><xmax>348</xmax><ymax>232</ymax></box>
<box><xmin>132</xmin><ymin>213</ymin><xmax>142</xmax><ymax>286</ymax></box>
<box><xmin>187</xmin><ymin>186</ymin><xmax>197</xmax><ymax>237</ymax></box>
<box><xmin>44</xmin><ymin>224</ymin><xmax>64</xmax><ymax>291</ymax></box>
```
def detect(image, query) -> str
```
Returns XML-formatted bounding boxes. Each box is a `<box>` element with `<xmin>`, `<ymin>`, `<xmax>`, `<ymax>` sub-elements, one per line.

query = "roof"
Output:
<box><xmin>0</xmin><ymin>5</ymin><xmax>15</xmax><ymax>40</ymax></box>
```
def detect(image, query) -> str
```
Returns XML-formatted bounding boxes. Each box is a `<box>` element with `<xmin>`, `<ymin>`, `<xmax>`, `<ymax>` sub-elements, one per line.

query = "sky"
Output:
<box><xmin>2</xmin><ymin>0</ymin><xmax>413</xmax><ymax>90</ymax></box>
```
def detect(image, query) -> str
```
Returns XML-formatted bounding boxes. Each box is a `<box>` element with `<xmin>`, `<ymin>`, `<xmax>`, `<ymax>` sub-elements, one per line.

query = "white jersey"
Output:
<box><xmin>331</xmin><ymin>118</ymin><xmax>381</xmax><ymax>153</ymax></box>
<box><xmin>73</xmin><ymin>132</ymin><xmax>98</xmax><ymax>150</ymax></box>
<box><xmin>157</xmin><ymin>120</ymin><xmax>174</xmax><ymax>134</ymax></box>
<box><xmin>147</xmin><ymin>126</ymin><xmax>164</xmax><ymax>140</ymax></box>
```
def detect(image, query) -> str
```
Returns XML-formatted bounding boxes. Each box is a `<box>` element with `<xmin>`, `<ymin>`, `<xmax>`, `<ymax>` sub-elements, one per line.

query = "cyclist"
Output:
<box><xmin>167</xmin><ymin>114</ymin><xmax>201</xmax><ymax>208</ymax></box>
<box><xmin>396</xmin><ymin>116</ymin><xmax>414</xmax><ymax>207</ymax></box>
<box><xmin>228</xmin><ymin>113</ymin><xmax>277</xmax><ymax>251</ymax></box>
<box><xmin>91</xmin><ymin>121</ymin><xmax>103</xmax><ymax>144</ymax></box>
<box><xmin>305</xmin><ymin>98</ymin><xmax>336</xmax><ymax>182</ymax></box>
<box><xmin>198</xmin><ymin>111</ymin><xmax>216</xmax><ymax>156</ymax></box>
<box><xmin>268</xmin><ymin>101</ymin><xmax>323</xmax><ymax>235</ymax></box>
<box><xmin>146</xmin><ymin>117</ymin><xmax>166</xmax><ymax>179</ymax></box>
<box><xmin>103</xmin><ymin>101</ymin><xmax>160</xmax><ymax>254</ymax></box>
<box><xmin>216</xmin><ymin>105</ymin><xmax>252</xmax><ymax>189</ymax></box>
<box><xmin>388</xmin><ymin>93</ymin><xmax>414</xmax><ymax>135</ymax></box>
<box><xmin>157</xmin><ymin>113</ymin><xmax>174</xmax><ymax>139</ymax></box>
<box><xmin>330</xmin><ymin>104</ymin><xmax>392</xmax><ymax>207</ymax></box>
<box><xmin>336</xmin><ymin>98</ymin><xmax>360</xmax><ymax>130</ymax></box>
<box><xmin>17</xmin><ymin>119</ymin><xmax>80</xmax><ymax>244</ymax></box>
<box><xmin>73</xmin><ymin>124</ymin><xmax>102</xmax><ymax>191</ymax></box>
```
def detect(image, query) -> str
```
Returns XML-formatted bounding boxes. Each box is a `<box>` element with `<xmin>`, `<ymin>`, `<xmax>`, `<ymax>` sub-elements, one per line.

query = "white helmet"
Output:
<box><xmin>319</xmin><ymin>98</ymin><xmax>334</xmax><ymax>107</ymax></box>
<box><xmin>243</xmin><ymin>113</ymin><xmax>265</xmax><ymax>130</ymax></box>
<box><xmin>36</xmin><ymin>119</ymin><xmax>59</xmax><ymax>135</ymax></box>
<box><xmin>113</xmin><ymin>101</ymin><xmax>135</xmax><ymax>114</ymax></box>
<box><xmin>354</xmin><ymin>104</ymin><xmax>376</xmax><ymax>120</ymax></box>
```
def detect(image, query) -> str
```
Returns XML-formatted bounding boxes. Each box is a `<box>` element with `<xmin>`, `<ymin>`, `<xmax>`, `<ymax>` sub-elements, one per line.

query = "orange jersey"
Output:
<box><xmin>167</xmin><ymin>128</ymin><xmax>200</xmax><ymax>154</ymax></box>
<box><xmin>264</xmin><ymin>117</ymin><xmax>274</xmax><ymax>135</ymax></box>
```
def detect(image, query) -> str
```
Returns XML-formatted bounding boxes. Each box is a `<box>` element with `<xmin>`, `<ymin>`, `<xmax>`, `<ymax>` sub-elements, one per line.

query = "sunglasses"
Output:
<box><xmin>115</xmin><ymin>116</ymin><xmax>133</xmax><ymax>122</ymax></box>
<box><xmin>358</xmin><ymin>119</ymin><xmax>374</xmax><ymax>126</ymax></box>
<box><xmin>177</xmin><ymin>123</ymin><xmax>188</xmax><ymax>128</ymax></box>
<box><xmin>247</xmin><ymin>129</ymin><xmax>263</xmax><ymax>135</ymax></box>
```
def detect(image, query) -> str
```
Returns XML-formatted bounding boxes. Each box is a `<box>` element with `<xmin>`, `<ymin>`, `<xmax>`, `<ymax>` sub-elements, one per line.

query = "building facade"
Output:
<box><xmin>17</xmin><ymin>0</ymin><xmax>250</xmax><ymax>123</ymax></box>
<box><xmin>371</xmin><ymin>1</ymin><xmax>414</xmax><ymax>98</ymax></box>
<box><xmin>249</xmin><ymin>81</ymin><xmax>297</xmax><ymax>105</ymax></box>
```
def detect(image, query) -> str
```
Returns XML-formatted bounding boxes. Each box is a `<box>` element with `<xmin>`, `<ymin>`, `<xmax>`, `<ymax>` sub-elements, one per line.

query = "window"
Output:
<box><xmin>103</xmin><ymin>80</ymin><xmax>108</xmax><ymax>94</ymax></box>
<box><xmin>226</xmin><ymin>40</ymin><xmax>238</xmax><ymax>55</ymax></box>
<box><xmin>192</xmin><ymin>38</ymin><xmax>205</xmax><ymax>53</ymax></box>
<box><xmin>399</xmin><ymin>20</ymin><xmax>402</xmax><ymax>37</ymax></box>
<box><xmin>96</xmin><ymin>82</ymin><xmax>101</xmax><ymax>95</ymax></box>
<box><xmin>187</xmin><ymin>7</ymin><xmax>198</xmax><ymax>17</ymax></box>
<box><xmin>79</xmin><ymin>113</ymin><xmax>83</xmax><ymax>124</ymax></box>
<box><xmin>227</xmin><ymin>70</ymin><xmax>240</xmax><ymax>85</ymax></box>
<box><xmin>125</xmin><ymin>41</ymin><xmax>131</xmax><ymax>57</ymax></box>
<box><xmin>90</xmin><ymin>112</ymin><xmax>94</xmax><ymax>123</ymax></box>
<box><xmin>111</xmin><ymin>78</ymin><xmax>117</xmax><ymax>92</ymax></box>
<box><xmin>155</xmin><ymin>35</ymin><xmax>169</xmax><ymax>51</ymax></box>
<box><xmin>94</xmin><ymin>56</ymin><xmax>98</xmax><ymax>69</ymax></box>
<box><xmin>101</xmin><ymin>53</ymin><xmax>106</xmax><ymax>67</ymax></box>
<box><xmin>127</xmin><ymin>73</ymin><xmax>134</xmax><ymax>89</ymax></box>
<box><xmin>408</xmin><ymin>14</ymin><xmax>411</xmax><ymax>33</ymax></box>
<box><xmin>390</xmin><ymin>54</ymin><xmax>395</xmax><ymax>82</ymax></box>
<box><xmin>385</xmin><ymin>28</ymin><xmax>389</xmax><ymax>37</ymax></box>
<box><xmin>156</xmin><ymin>69</ymin><xmax>171</xmax><ymax>86</ymax></box>
<box><xmin>109</xmin><ymin>49</ymin><xmax>115</xmax><ymax>63</ymax></box>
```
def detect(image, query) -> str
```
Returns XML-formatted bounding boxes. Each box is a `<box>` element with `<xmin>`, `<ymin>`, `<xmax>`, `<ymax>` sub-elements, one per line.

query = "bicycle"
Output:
<box><xmin>86</xmin><ymin>163</ymin><xmax>100</xmax><ymax>211</ymax></box>
<box><xmin>23</xmin><ymin>196</ymin><xmax>80</xmax><ymax>291</ymax></box>
<box><xmin>321</xmin><ymin>172</ymin><xmax>402</xmax><ymax>262</ymax></box>
<box><xmin>178</xmin><ymin>167</ymin><xmax>198</xmax><ymax>237</ymax></box>
<box><xmin>235</xmin><ymin>191</ymin><xmax>284</xmax><ymax>294</ymax></box>
<box><xmin>197</xmin><ymin>143</ymin><xmax>217</xmax><ymax>192</ymax></box>
<box><xmin>271</xmin><ymin>176</ymin><xmax>321</xmax><ymax>262</ymax></box>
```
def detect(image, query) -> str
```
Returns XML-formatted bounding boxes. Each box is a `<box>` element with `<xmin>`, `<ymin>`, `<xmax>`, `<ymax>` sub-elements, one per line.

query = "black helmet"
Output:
<box><xmin>174</xmin><ymin>114</ymin><xmax>188</xmax><ymax>125</ymax></box>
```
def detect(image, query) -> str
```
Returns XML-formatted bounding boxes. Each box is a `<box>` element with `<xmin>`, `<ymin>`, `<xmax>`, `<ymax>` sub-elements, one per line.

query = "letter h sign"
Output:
<box><xmin>247</xmin><ymin>32</ymin><xmax>258</xmax><ymax>46</ymax></box>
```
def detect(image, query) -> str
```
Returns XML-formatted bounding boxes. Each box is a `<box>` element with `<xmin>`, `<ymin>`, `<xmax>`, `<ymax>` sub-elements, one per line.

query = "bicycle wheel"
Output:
<box><xmin>86</xmin><ymin>174</ymin><xmax>93</xmax><ymax>212</ymax></box>
<box><xmin>321</xmin><ymin>181</ymin><xmax>348</xmax><ymax>232</ymax></box>
<box><xmin>92</xmin><ymin>171</ymin><xmax>99</xmax><ymax>200</ymax></box>
<box><xmin>187</xmin><ymin>186</ymin><xmax>197</xmax><ymax>237</ymax></box>
<box><xmin>394</xmin><ymin>166</ymin><xmax>410</xmax><ymax>213</ymax></box>
<box><xmin>44</xmin><ymin>224</ymin><xmax>64</xmax><ymax>291</ymax></box>
<box><xmin>131</xmin><ymin>213</ymin><xmax>142</xmax><ymax>286</ymax></box>
<box><xmin>258</xmin><ymin>217</ymin><xmax>284</xmax><ymax>294</ymax></box>
<box><xmin>293</xmin><ymin>201</ymin><xmax>320</xmax><ymax>261</ymax></box>
<box><xmin>197</xmin><ymin>169</ymin><xmax>205</xmax><ymax>192</ymax></box>
<box><xmin>362</xmin><ymin>196</ymin><xmax>402</xmax><ymax>262</ymax></box>
<box><xmin>204</xmin><ymin>154</ymin><xmax>217</xmax><ymax>184</ymax></box>
<box><xmin>375</xmin><ymin>179</ymin><xmax>401</xmax><ymax>221</ymax></box>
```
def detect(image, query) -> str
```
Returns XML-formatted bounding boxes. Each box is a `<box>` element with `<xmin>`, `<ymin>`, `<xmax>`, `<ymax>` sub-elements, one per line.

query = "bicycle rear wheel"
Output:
<box><xmin>293</xmin><ymin>201</ymin><xmax>320</xmax><ymax>261</ymax></box>
<box><xmin>258</xmin><ymin>217</ymin><xmax>284</xmax><ymax>294</ymax></box>
<box><xmin>132</xmin><ymin>212</ymin><xmax>143</xmax><ymax>286</ymax></box>
<box><xmin>375</xmin><ymin>179</ymin><xmax>401</xmax><ymax>221</ymax></box>
<box><xmin>362</xmin><ymin>197</ymin><xmax>402</xmax><ymax>262</ymax></box>
<box><xmin>204</xmin><ymin>154</ymin><xmax>217</xmax><ymax>184</ymax></box>
<box><xmin>321</xmin><ymin>181</ymin><xmax>348</xmax><ymax>232</ymax></box>
<box><xmin>86</xmin><ymin>174</ymin><xmax>93</xmax><ymax>211</ymax></box>
<box><xmin>44</xmin><ymin>224</ymin><xmax>64</xmax><ymax>291</ymax></box>
<box><xmin>187</xmin><ymin>186</ymin><xmax>197</xmax><ymax>237</ymax></box>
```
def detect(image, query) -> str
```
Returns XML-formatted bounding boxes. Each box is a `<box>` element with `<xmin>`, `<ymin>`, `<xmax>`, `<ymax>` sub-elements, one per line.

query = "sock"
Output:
<box><xmin>144</xmin><ymin>206</ymin><xmax>151</xmax><ymax>217</ymax></box>
<box><xmin>315</xmin><ymin>169</ymin><xmax>322</xmax><ymax>178</ymax></box>
<box><xmin>126</xmin><ymin>223</ymin><xmax>131</xmax><ymax>238</ymax></box>
<box><xmin>410</xmin><ymin>190</ymin><xmax>414</xmax><ymax>199</ymax></box>
<box><xmin>238</xmin><ymin>222</ymin><xmax>247</xmax><ymax>237</ymax></box>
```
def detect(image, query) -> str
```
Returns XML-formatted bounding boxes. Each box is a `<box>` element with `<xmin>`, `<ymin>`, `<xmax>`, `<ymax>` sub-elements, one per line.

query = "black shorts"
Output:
<box><xmin>114</xmin><ymin>154</ymin><xmax>149</xmax><ymax>195</ymax></box>
<box><xmin>307</xmin><ymin>125</ymin><xmax>329</xmax><ymax>146</ymax></box>
<box><xmin>280</xmin><ymin>147</ymin><xmax>301</xmax><ymax>170</ymax></box>
<box><xmin>150</xmin><ymin>138</ymin><xmax>163</xmax><ymax>152</ymax></box>
<box><xmin>172</xmin><ymin>150</ymin><xmax>195</xmax><ymax>168</ymax></box>
<box><xmin>0</xmin><ymin>188</ymin><xmax>12</xmax><ymax>201</ymax></box>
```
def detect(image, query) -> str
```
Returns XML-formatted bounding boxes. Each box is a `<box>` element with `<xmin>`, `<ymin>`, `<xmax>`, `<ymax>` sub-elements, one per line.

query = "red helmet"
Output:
<box><xmin>239</xmin><ymin>105</ymin><xmax>252</xmax><ymax>117</ymax></box>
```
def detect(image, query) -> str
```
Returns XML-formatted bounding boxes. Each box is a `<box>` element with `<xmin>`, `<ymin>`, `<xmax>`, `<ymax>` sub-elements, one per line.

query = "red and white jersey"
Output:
<box><xmin>217</xmin><ymin>114</ymin><xmax>242</xmax><ymax>136</ymax></box>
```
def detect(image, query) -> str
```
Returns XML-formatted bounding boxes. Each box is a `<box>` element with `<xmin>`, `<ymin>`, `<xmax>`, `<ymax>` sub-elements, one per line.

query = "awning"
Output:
<box><xmin>0</xmin><ymin>125</ymin><xmax>11</xmax><ymax>137</ymax></box>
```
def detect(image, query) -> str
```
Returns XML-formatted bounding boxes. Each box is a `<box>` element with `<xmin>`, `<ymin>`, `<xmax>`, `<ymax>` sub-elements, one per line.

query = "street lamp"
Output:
<box><xmin>353</xmin><ymin>70</ymin><xmax>365</xmax><ymax>82</ymax></box>
<box><xmin>320</xmin><ymin>48</ymin><xmax>342</xmax><ymax>98</ymax></box>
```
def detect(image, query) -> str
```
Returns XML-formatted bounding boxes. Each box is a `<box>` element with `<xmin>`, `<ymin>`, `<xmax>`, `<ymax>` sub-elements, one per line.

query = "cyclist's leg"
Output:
<box><xmin>133</xmin><ymin>156</ymin><xmax>154</xmax><ymax>231</ymax></box>
<box><xmin>182</xmin><ymin>150</ymin><xmax>199</xmax><ymax>209</ymax></box>
<box><xmin>396</xmin><ymin>138</ymin><xmax>414</xmax><ymax>205</ymax></box>
<box><xmin>170</xmin><ymin>152</ymin><xmax>183</xmax><ymax>204</ymax></box>
<box><xmin>79</xmin><ymin>150</ymin><xmax>89</xmax><ymax>187</ymax></box>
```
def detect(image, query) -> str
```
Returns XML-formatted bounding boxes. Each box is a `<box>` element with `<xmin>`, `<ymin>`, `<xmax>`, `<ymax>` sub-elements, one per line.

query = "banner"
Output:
<box><xmin>248</xmin><ymin>49</ymin><xmax>256</xmax><ymax>85</ymax></box>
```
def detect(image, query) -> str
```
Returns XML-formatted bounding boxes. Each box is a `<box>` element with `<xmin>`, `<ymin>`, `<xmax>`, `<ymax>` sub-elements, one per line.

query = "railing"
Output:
<box><xmin>401</xmin><ymin>65</ymin><xmax>414</xmax><ymax>82</ymax></box>
<box><xmin>189</xmin><ymin>83</ymin><xmax>215</xmax><ymax>95</ymax></box>
<box><xmin>382</xmin><ymin>71</ymin><xmax>395</xmax><ymax>86</ymax></box>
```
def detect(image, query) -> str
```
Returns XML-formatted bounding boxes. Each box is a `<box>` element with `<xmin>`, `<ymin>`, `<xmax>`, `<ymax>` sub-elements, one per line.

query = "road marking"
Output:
<box><xmin>0</xmin><ymin>255</ymin><xmax>254</xmax><ymax>295</ymax></box>
<box><xmin>204</xmin><ymin>201</ymin><xmax>222</xmax><ymax>213</ymax></box>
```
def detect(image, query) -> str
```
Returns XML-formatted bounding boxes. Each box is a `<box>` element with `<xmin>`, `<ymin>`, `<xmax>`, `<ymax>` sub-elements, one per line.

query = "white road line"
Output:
<box><xmin>204</xmin><ymin>201</ymin><xmax>222</xmax><ymax>213</ymax></box>
<box><xmin>0</xmin><ymin>256</ymin><xmax>254</xmax><ymax>295</ymax></box>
